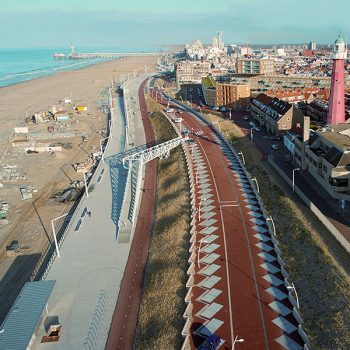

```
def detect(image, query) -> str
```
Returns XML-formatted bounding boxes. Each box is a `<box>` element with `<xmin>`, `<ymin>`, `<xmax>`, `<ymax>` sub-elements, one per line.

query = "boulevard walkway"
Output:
<box><xmin>31</xmin><ymin>76</ymin><xmax>148</xmax><ymax>350</ymax></box>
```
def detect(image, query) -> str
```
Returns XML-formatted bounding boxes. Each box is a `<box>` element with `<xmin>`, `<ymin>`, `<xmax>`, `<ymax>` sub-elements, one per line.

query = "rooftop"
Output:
<box><xmin>0</xmin><ymin>280</ymin><xmax>56</xmax><ymax>350</ymax></box>
<box><xmin>202</xmin><ymin>76</ymin><xmax>216</xmax><ymax>89</ymax></box>
<box><xmin>316</xmin><ymin>124</ymin><xmax>350</xmax><ymax>151</ymax></box>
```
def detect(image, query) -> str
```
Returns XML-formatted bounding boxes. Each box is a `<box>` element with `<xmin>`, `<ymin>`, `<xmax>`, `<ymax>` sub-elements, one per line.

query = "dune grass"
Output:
<box><xmin>135</xmin><ymin>110</ymin><xmax>190</xmax><ymax>350</ymax></box>
<box><xmin>201</xmin><ymin>112</ymin><xmax>350</xmax><ymax>350</ymax></box>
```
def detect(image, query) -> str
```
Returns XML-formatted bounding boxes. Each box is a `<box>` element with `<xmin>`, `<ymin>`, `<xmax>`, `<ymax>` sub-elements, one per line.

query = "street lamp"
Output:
<box><xmin>252</xmin><ymin>176</ymin><xmax>260</xmax><ymax>193</ymax></box>
<box><xmin>99</xmin><ymin>137</ymin><xmax>109</xmax><ymax>161</ymax></box>
<box><xmin>266</xmin><ymin>216</ymin><xmax>276</xmax><ymax>236</ymax></box>
<box><xmin>228</xmin><ymin>108</ymin><xmax>232</xmax><ymax>120</ymax></box>
<box><xmin>232</xmin><ymin>334</ymin><xmax>244</xmax><ymax>349</ymax></box>
<box><xmin>213</xmin><ymin>121</ymin><xmax>221</xmax><ymax>132</ymax></box>
<box><xmin>287</xmin><ymin>282</ymin><xmax>300</xmax><ymax>309</ymax></box>
<box><xmin>51</xmin><ymin>213</ymin><xmax>68</xmax><ymax>258</ymax></box>
<box><xmin>198</xmin><ymin>196</ymin><xmax>207</xmax><ymax>222</ymax></box>
<box><xmin>195</xmin><ymin>164</ymin><xmax>202</xmax><ymax>184</ymax></box>
<box><xmin>250</xmin><ymin>127</ymin><xmax>254</xmax><ymax>142</ymax></box>
<box><xmin>292</xmin><ymin>168</ymin><xmax>301</xmax><ymax>192</ymax></box>
<box><xmin>197</xmin><ymin>238</ymin><xmax>208</xmax><ymax>268</ymax></box>
<box><xmin>238</xmin><ymin>151</ymin><xmax>245</xmax><ymax>165</ymax></box>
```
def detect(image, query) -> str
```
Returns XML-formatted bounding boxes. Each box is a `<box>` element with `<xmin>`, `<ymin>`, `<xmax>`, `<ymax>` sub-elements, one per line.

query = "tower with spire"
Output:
<box><xmin>327</xmin><ymin>33</ymin><xmax>347</xmax><ymax>125</ymax></box>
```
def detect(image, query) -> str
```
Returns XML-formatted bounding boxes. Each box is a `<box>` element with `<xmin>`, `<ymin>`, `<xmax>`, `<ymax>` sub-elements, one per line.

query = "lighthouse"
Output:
<box><xmin>327</xmin><ymin>33</ymin><xmax>347</xmax><ymax>125</ymax></box>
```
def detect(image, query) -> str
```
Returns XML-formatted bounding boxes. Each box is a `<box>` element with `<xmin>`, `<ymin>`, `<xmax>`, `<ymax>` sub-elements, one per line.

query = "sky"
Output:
<box><xmin>0</xmin><ymin>0</ymin><xmax>349</xmax><ymax>48</ymax></box>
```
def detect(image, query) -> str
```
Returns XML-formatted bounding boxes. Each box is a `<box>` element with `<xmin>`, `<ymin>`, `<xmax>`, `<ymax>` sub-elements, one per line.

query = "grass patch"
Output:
<box><xmin>135</xmin><ymin>108</ymin><xmax>190</xmax><ymax>349</ymax></box>
<box><xmin>200</xmin><ymin>113</ymin><xmax>350</xmax><ymax>350</ymax></box>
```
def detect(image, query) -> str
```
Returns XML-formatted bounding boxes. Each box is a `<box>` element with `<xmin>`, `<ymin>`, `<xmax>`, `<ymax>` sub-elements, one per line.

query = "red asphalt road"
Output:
<box><xmin>186</xmin><ymin>116</ymin><xmax>303</xmax><ymax>350</ymax></box>
<box><xmin>150</xmin><ymin>90</ymin><xmax>304</xmax><ymax>350</ymax></box>
<box><xmin>105</xmin><ymin>79</ymin><xmax>157</xmax><ymax>350</ymax></box>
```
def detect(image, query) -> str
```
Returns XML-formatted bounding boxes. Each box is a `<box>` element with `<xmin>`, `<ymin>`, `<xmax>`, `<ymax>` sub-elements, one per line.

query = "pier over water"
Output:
<box><xmin>54</xmin><ymin>46</ymin><xmax>160</xmax><ymax>60</ymax></box>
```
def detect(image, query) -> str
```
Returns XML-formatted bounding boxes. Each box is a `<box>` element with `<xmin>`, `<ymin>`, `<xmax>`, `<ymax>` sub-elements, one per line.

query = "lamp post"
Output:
<box><xmin>232</xmin><ymin>334</ymin><xmax>244</xmax><ymax>349</ymax></box>
<box><xmin>292</xmin><ymin>168</ymin><xmax>301</xmax><ymax>192</ymax></box>
<box><xmin>231</xmin><ymin>334</ymin><xmax>244</xmax><ymax>350</ymax></box>
<box><xmin>198</xmin><ymin>196</ymin><xmax>207</xmax><ymax>222</ymax></box>
<box><xmin>266</xmin><ymin>216</ymin><xmax>276</xmax><ymax>236</ymax></box>
<box><xmin>213</xmin><ymin>121</ymin><xmax>221</xmax><ymax>132</ymax></box>
<box><xmin>287</xmin><ymin>282</ymin><xmax>300</xmax><ymax>309</ymax></box>
<box><xmin>51</xmin><ymin>213</ymin><xmax>68</xmax><ymax>258</ymax></box>
<box><xmin>99</xmin><ymin>137</ymin><xmax>109</xmax><ymax>161</ymax></box>
<box><xmin>228</xmin><ymin>108</ymin><xmax>232</xmax><ymax>120</ymax></box>
<box><xmin>250</xmin><ymin>127</ymin><xmax>254</xmax><ymax>142</ymax></box>
<box><xmin>83</xmin><ymin>170</ymin><xmax>89</xmax><ymax>197</ymax></box>
<box><xmin>197</xmin><ymin>238</ymin><xmax>208</xmax><ymax>269</ymax></box>
<box><xmin>252</xmin><ymin>176</ymin><xmax>260</xmax><ymax>193</ymax></box>
<box><xmin>238</xmin><ymin>151</ymin><xmax>245</xmax><ymax>165</ymax></box>
<box><xmin>195</xmin><ymin>164</ymin><xmax>202</xmax><ymax>184</ymax></box>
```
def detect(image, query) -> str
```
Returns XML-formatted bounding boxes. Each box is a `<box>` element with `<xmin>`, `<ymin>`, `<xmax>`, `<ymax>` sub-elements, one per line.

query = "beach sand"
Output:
<box><xmin>0</xmin><ymin>55</ymin><xmax>159</xmax><ymax>323</ymax></box>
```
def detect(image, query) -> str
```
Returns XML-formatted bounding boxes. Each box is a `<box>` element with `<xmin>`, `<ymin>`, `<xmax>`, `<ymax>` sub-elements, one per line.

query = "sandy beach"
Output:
<box><xmin>0</xmin><ymin>55</ymin><xmax>159</xmax><ymax>322</ymax></box>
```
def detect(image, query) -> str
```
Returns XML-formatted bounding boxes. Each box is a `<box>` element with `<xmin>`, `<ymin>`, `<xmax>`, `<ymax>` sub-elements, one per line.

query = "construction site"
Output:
<box><xmin>0</xmin><ymin>55</ymin><xmax>159</xmax><ymax>323</ymax></box>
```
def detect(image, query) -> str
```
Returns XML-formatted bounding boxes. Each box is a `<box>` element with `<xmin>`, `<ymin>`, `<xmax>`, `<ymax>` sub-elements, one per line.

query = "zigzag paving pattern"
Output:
<box><xmin>175</xmin><ymin>105</ymin><xmax>309</xmax><ymax>350</ymax></box>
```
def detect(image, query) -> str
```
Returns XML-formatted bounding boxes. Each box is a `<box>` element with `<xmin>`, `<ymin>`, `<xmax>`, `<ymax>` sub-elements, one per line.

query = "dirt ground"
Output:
<box><xmin>0</xmin><ymin>55</ymin><xmax>158</xmax><ymax>323</ymax></box>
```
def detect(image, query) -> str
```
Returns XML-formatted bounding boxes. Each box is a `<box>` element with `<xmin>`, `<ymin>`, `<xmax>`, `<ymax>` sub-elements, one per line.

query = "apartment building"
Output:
<box><xmin>216</xmin><ymin>83</ymin><xmax>250</xmax><ymax>108</ymax></box>
<box><xmin>175</xmin><ymin>60</ymin><xmax>210</xmax><ymax>85</ymax></box>
<box><xmin>201</xmin><ymin>76</ymin><xmax>250</xmax><ymax>108</ymax></box>
<box><xmin>236</xmin><ymin>58</ymin><xmax>275</xmax><ymax>75</ymax></box>
<box><xmin>303</xmin><ymin>125</ymin><xmax>350</xmax><ymax>198</ymax></box>
<box><xmin>201</xmin><ymin>76</ymin><xmax>217</xmax><ymax>106</ymax></box>
<box><xmin>250</xmin><ymin>93</ymin><xmax>304</xmax><ymax>134</ymax></box>
<box><xmin>306</xmin><ymin>99</ymin><xmax>328</xmax><ymax>122</ymax></box>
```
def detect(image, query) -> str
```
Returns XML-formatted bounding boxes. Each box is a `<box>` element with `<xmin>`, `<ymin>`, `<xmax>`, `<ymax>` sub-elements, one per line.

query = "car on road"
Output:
<box><xmin>243</xmin><ymin>115</ymin><xmax>249</xmax><ymax>120</ymax></box>
<box><xmin>199</xmin><ymin>102</ymin><xmax>205</xmax><ymax>107</ymax></box>
<box><xmin>254</xmin><ymin>126</ymin><xmax>261</xmax><ymax>132</ymax></box>
<box><xmin>249</xmin><ymin>121</ymin><xmax>255</xmax><ymax>127</ymax></box>
<box><xmin>220</xmin><ymin>106</ymin><xmax>228</xmax><ymax>112</ymax></box>
<box><xmin>198</xmin><ymin>334</ymin><xmax>221</xmax><ymax>350</ymax></box>
<box><xmin>271</xmin><ymin>143</ymin><xmax>280</xmax><ymax>150</ymax></box>
<box><xmin>212</xmin><ymin>106</ymin><xmax>220</xmax><ymax>111</ymax></box>
<box><xmin>177</xmin><ymin>108</ymin><xmax>183</xmax><ymax>113</ymax></box>
<box><xmin>164</xmin><ymin>108</ymin><xmax>174</xmax><ymax>113</ymax></box>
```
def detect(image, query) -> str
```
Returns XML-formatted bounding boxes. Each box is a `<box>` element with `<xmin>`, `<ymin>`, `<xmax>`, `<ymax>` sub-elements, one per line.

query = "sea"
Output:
<box><xmin>0</xmin><ymin>47</ymin><xmax>162</xmax><ymax>88</ymax></box>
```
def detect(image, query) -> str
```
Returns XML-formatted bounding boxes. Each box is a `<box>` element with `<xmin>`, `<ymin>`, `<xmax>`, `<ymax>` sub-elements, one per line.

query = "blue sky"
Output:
<box><xmin>0</xmin><ymin>0</ymin><xmax>349</xmax><ymax>48</ymax></box>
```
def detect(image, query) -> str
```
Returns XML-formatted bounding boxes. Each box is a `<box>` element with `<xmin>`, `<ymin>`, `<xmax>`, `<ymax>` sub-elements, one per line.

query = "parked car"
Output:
<box><xmin>212</xmin><ymin>106</ymin><xmax>220</xmax><ymax>111</ymax></box>
<box><xmin>254</xmin><ymin>127</ymin><xmax>262</xmax><ymax>132</ymax></box>
<box><xmin>220</xmin><ymin>106</ymin><xmax>228</xmax><ymax>112</ymax></box>
<box><xmin>243</xmin><ymin>115</ymin><xmax>249</xmax><ymax>120</ymax></box>
<box><xmin>271</xmin><ymin>143</ymin><xmax>280</xmax><ymax>150</ymax></box>
<box><xmin>249</xmin><ymin>121</ymin><xmax>255</xmax><ymax>127</ymax></box>
<box><xmin>199</xmin><ymin>102</ymin><xmax>205</xmax><ymax>107</ymax></box>
<box><xmin>198</xmin><ymin>334</ymin><xmax>221</xmax><ymax>350</ymax></box>
<box><xmin>177</xmin><ymin>108</ymin><xmax>183</xmax><ymax>113</ymax></box>
<box><xmin>164</xmin><ymin>108</ymin><xmax>174</xmax><ymax>113</ymax></box>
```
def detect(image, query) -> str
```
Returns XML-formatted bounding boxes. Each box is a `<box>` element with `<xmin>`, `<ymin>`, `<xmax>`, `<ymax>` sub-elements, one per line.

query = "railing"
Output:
<box><xmin>83</xmin><ymin>290</ymin><xmax>109</xmax><ymax>350</ymax></box>
<box><xmin>169</xmin><ymin>92</ymin><xmax>310</xmax><ymax>348</ymax></box>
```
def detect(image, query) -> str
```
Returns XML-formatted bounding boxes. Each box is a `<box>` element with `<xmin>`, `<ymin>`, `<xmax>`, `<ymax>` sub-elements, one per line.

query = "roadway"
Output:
<box><xmin>150</xmin><ymin>89</ymin><xmax>307</xmax><ymax>350</ymax></box>
<box><xmin>184</xmin><ymin>83</ymin><xmax>350</xmax><ymax>253</ymax></box>
<box><xmin>105</xmin><ymin>78</ymin><xmax>157</xmax><ymax>349</ymax></box>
